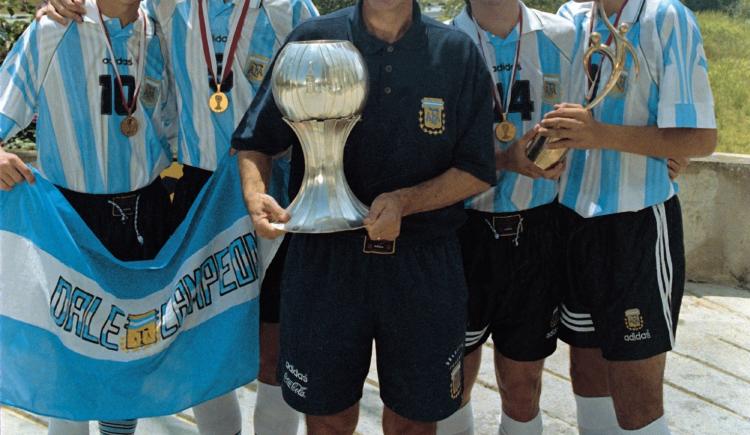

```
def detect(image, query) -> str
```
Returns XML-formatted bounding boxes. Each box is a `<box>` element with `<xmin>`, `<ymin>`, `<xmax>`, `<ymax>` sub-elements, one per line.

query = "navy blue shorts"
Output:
<box><xmin>558</xmin><ymin>196</ymin><xmax>686</xmax><ymax>361</ymax></box>
<box><xmin>458</xmin><ymin>203</ymin><xmax>563</xmax><ymax>360</ymax></box>
<box><xmin>278</xmin><ymin>232</ymin><xmax>467</xmax><ymax>422</ymax></box>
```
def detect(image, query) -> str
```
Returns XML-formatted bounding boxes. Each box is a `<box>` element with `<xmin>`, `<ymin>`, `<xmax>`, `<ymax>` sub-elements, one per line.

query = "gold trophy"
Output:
<box><xmin>526</xmin><ymin>1</ymin><xmax>640</xmax><ymax>170</ymax></box>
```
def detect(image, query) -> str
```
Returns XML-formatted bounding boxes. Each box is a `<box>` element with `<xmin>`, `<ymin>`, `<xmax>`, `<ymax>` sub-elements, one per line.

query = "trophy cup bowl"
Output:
<box><xmin>270</xmin><ymin>40</ymin><xmax>370</xmax><ymax>233</ymax></box>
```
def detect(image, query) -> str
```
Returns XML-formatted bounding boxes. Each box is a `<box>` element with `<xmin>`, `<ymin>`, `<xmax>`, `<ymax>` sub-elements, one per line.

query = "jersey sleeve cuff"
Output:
<box><xmin>657</xmin><ymin>102</ymin><xmax>717</xmax><ymax>129</ymax></box>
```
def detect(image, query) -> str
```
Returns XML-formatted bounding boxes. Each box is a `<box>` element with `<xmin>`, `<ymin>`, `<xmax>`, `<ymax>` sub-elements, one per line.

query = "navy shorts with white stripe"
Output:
<box><xmin>557</xmin><ymin>196</ymin><xmax>686</xmax><ymax>361</ymax></box>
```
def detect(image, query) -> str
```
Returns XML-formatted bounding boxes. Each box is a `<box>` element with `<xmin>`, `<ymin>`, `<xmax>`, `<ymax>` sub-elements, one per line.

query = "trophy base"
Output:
<box><xmin>526</xmin><ymin>134</ymin><xmax>568</xmax><ymax>170</ymax></box>
<box><xmin>534</xmin><ymin>148</ymin><xmax>568</xmax><ymax>171</ymax></box>
<box><xmin>269</xmin><ymin>176</ymin><xmax>370</xmax><ymax>234</ymax></box>
<box><xmin>271</xmin><ymin>217</ymin><xmax>365</xmax><ymax>234</ymax></box>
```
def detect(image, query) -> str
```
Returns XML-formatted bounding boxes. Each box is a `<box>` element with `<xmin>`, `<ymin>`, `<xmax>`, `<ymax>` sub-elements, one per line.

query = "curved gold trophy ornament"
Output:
<box><xmin>270</xmin><ymin>40</ymin><xmax>370</xmax><ymax>233</ymax></box>
<box><xmin>525</xmin><ymin>1</ymin><xmax>640</xmax><ymax>170</ymax></box>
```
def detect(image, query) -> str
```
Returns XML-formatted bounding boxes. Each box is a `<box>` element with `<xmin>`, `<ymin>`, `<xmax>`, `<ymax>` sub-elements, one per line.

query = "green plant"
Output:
<box><xmin>1</xmin><ymin>1</ymin><xmax>36</xmax><ymax>150</ymax></box>
<box><xmin>697</xmin><ymin>11</ymin><xmax>750</xmax><ymax>154</ymax></box>
<box><xmin>315</xmin><ymin>0</ymin><xmax>355</xmax><ymax>14</ymax></box>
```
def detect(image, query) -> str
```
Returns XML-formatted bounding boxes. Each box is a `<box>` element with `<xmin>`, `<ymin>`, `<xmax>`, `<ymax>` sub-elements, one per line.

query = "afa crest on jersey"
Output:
<box><xmin>246</xmin><ymin>54</ymin><xmax>270</xmax><ymax>83</ymax></box>
<box><xmin>419</xmin><ymin>97</ymin><xmax>446</xmax><ymax>135</ymax></box>
<box><xmin>140</xmin><ymin>77</ymin><xmax>161</xmax><ymax>108</ymax></box>
<box><xmin>543</xmin><ymin>75</ymin><xmax>561</xmax><ymax>104</ymax></box>
<box><xmin>614</xmin><ymin>71</ymin><xmax>629</xmax><ymax>95</ymax></box>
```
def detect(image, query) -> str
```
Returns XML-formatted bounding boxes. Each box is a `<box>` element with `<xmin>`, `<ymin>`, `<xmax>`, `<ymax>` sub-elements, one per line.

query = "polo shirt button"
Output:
<box><xmin>385</xmin><ymin>65</ymin><xmax>392</xmax><ymax>73</ymax></box>
<box><xmin>384</xmin><ymin>86</ymin><xmax>392</xmax><ymax>94</ymax></box>
<box><xmin>387</xmin><ymin>45</ymin><xmax>394</xmax><ymax>53</ymax></box>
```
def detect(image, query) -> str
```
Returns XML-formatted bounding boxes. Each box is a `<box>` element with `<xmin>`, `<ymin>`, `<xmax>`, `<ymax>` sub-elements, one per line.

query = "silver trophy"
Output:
<box><xmin>270</xmin><ymin>40</ymin><xmax>370</xmax><ymax>233</ymax></box>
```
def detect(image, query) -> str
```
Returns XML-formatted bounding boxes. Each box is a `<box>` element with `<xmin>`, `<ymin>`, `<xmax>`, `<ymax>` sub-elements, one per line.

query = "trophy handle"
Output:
<box><xmin>585</xmin><ymin>3</ymin><xmax>640</xmax><ymax>110</ymax></box>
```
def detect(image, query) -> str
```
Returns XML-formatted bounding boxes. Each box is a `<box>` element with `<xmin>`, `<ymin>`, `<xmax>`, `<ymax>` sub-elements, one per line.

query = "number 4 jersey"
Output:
<box><xmin>0</xmin><ymin>0</ymin><xmax>175</xmax><ymax>194</ymax></box>
<box><xmin>452</xmin><ymin>3</ymin><xmax>576</xmax><ymax>213</ymax></box>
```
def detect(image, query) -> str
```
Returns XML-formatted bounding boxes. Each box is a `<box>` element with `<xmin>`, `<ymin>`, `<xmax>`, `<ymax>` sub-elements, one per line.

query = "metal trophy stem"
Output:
<box><xmin>526</xmin><ymin>1</ymin><xmax>640</xmax><ymax>170</ymax></box>
<box><xmin>270</xmin><ymin>40</ymin><xmax>369</xmax><ymax>233</ymax></box>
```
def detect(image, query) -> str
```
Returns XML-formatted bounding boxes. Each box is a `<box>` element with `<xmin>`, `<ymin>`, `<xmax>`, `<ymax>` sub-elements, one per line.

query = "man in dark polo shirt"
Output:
<box><xmin>232</xmin><ymin>0</ymin><xmax>495</xmax><ymax>433</ymax></box>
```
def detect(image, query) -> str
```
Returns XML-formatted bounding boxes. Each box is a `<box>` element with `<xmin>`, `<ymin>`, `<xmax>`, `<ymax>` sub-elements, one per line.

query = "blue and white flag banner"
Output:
<box><xmin>0</xmin><ymin>155</ymin><xmax>270</xmax><ymax>421</ymax></box>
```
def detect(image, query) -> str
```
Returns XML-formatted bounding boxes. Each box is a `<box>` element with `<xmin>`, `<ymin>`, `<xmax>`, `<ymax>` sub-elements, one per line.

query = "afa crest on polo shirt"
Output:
<box><xmin>419</xmin><ymin>97</ymin><xmax>446</xmax><ymax>135</ymax></box>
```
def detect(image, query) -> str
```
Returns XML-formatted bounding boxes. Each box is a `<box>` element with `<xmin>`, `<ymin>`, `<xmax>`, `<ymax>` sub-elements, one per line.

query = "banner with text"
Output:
<box><xmin>0</xmin><ymin>155</ymin><xmax>268</xmax><ymax>420</ymax></box>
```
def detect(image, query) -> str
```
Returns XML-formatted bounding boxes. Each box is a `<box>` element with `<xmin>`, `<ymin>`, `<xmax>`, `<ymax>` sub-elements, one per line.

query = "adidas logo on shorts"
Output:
<box><xmin>285</xmin><ymin>361</ymin><xmax>309</xmax><ymax>383</ymax></box>
<box><xmin>624</xmin><ymin>330</ymin><xmax>652</xmax><ymax>341</ymax></box>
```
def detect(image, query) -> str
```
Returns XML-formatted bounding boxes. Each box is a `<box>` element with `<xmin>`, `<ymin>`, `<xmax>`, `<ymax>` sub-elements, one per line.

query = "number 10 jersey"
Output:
<box><xmin>0</xmin><ymin>0</ymin><xmax>175</xmax><ymax>194</ymax></box>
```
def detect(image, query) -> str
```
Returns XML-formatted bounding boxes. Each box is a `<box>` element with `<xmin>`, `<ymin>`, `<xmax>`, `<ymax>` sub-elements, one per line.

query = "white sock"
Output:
<box><xmin>193</xmin><ymin>391</ymin><xmax>242</xmax><ymax>435</ymax></box>
<box><xmin>436</xmin><ymin>401</ymin><xmax>474</xmax><ymax>435</ymax></box>
<box><xmin>575</xmin><ymin>395</ymin><xmax>620</xmax><ymax>435</ymax></box>
<box><xmin>621</xmin><ymin>415</ymin><xmax>670</xmax><ymax>435</ymax></box>
<box><xmin>48</xmin><ymin>419</ymin><xmax>89</xmax><ymax>435</ymax></box>
<box><xmin>253</xmin><ymin>382</ymin><xmax>300</xmax><ymax>435</ymax></box>
<box><xmin>498</xmin><ymin>410</ymin><xmax>542</xmax><ymax>435</ymax></box>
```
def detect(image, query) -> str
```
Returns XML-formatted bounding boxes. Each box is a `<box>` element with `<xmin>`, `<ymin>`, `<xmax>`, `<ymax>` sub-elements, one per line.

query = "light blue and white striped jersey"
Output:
<box><xmin>147</xmin><ymin>0</ymin><xmax>318</xmax><ymax>171</ymax></box>
<box><xmin>557</xmin><ymin>0</ymin><xmax>716</xmax><ymax>217</ymax></box>
<box><xmin>0</xmin><ymin>0</ymin><xmax>174</xmax><ymax>194</ymax></box>
<box><xmin>453</xmin><ymin>4</ymin><xmax>576</xmax><ymax>212</ymax></box>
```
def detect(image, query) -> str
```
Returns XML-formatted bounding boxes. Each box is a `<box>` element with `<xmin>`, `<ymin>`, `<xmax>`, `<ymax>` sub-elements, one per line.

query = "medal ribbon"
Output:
<box><xmin>472</xmin><ymin>3</ymin><xmax>523</xmax><ymax>123</ymax></box>
<box><xmin>198</xmin><ymin>0</ymin><xmax>252</xmax><ymax>93</ymax></box>
<box><xmin>585</xmin><ymin>0</ymin><xmax>630</xmax><ymax>103</ymax></box>
<box><xmin>97</xmin><ymin>7</ymin><xmax>148</xmax><ymax>118</ymax></box>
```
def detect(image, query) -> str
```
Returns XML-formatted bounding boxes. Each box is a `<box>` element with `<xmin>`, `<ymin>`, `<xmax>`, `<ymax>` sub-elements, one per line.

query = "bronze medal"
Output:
<box><xmin>120</xmin><ymin>116</ymin><xmax>139</xmax><ymax>137</ymax></box>
<box><xmin>495</xmin><ymin>121</ymin><xmax>516</xmax><ymax>142</ymax></box>
<box><xmin>209</xmin><ymin>91</ymin><xmax>229</xmax><ymax>113</ymax></box>
<box><xmin>98</xmin><ymin>8</ymin><xmax>148</xmax><ymax>139</ymax></box>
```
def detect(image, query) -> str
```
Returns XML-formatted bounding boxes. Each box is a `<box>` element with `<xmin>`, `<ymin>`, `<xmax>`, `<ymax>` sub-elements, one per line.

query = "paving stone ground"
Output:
<box><xmin>3</xmin><ymin>282</ymin><xmax>750</xmax><ymax>434</ymax></box>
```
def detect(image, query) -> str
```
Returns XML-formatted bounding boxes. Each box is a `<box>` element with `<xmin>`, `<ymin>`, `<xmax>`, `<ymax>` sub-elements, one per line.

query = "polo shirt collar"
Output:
<box><xmin>351</xmin><ymin>0</ymin><xmax>428</xmax><ymax>54</ymax></box>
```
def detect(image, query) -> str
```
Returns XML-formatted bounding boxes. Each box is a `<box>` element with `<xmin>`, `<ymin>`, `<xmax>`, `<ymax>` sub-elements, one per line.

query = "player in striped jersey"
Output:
<box><xmin>0</xmin><ymin>0</ymin><xmax>176</xmax><ymax>434</ymax></box>
<box><xmin>147</xmin><ymin>2</ymin><xmax>318</xmax><ymax>434</ymax></box>
<box><xmin>540</xmin><ymin>0</ymin><xmax>717</xmax><ymax>433</ymax></box>
<box><xmin>437</xmin><ymin>1</ymin><xmax>575</xmax><ymax>434</ymax></box>
<box><xmin>43</xmin><ymin>0</ymin><xmax>318</xmax><ymax>433</ymax></box>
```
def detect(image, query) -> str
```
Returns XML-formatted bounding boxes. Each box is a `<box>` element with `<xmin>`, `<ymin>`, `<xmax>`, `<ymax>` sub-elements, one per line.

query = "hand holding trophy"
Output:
<box><xmin>525</xmin><ymin>1</ymin><xmax>640</xmax><ymax>170</ymax></box>
<box><xmin>270</xmin><ymin>40</ymin><xmax>370</xmax><ymax>233</ymax></box>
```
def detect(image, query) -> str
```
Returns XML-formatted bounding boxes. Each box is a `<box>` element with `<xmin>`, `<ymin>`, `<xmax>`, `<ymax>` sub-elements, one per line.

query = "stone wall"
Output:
<box><xmin>680</xmin><ymin>153</ymin><xmax>750</xmax><ymax>290</ymax></box>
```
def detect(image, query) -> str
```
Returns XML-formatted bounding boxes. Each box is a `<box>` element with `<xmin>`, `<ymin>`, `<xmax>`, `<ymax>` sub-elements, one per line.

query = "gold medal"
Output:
<box><xmin>120</xmin><ymin>116</ymin><xmax>139</xmax><ymax>137</ymax></box>
<box><xmin>199</xmin><ymin>0</ymin><xmax>252</xmax><ymax>116</ymax></box>
<box><xmin>495</xmin><ymin>121</ymin><xmax>516</xmax><ymax>142</ymax></box>
<box><xmin>209</xmin><ymin>91</ymin><xmax>229</xmax><ymax>113</ymax></box>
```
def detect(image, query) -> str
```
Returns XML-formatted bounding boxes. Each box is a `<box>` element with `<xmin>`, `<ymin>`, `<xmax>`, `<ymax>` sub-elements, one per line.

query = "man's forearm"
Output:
<box><xmin>599</xmin><ymin>124</ymin><xmax>716</xmax><ymax>159</ymax></box>
<box><xmin>393</xmin><ymin>168</ymin><xmax>490</xmax><ymax>217</ymax></box>
<box><xmin>237</xmin><ymin>150</ymin><xmax>273</xmax><ymax>196</ymax></box>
